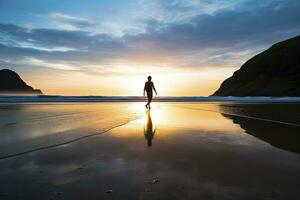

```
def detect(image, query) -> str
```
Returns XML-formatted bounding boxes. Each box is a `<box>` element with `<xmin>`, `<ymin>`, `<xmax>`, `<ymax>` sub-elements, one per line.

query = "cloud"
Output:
<box><xmin>48</xmin><ymin>12</ymin><xmax>96</xmax><ymax>29</ymax></box>
<box><xmin>0</xmin><ymin>23</ymin><xmax>126</xmax><ymax>52</ymax></box>
<box><xmin>0</xmin><ymin>0</ymin><xmax>300</xmax><ymax>75</ymax></box>
<box><xmin>133</xmin><ymin>0</ymin><xmax>300</xmax><ymax>51</ymax></box>
<box><xmin>137</xmin><ymin>0</ymin><xmax>243</xmax><ymax>23</ymax></box>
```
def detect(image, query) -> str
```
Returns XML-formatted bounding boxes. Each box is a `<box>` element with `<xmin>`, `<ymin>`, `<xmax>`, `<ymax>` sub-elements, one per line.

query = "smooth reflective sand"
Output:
<box><xmin>0</xmin><ymin>102</ymin><xmax>299</xmax><ymax>200</ymax></box>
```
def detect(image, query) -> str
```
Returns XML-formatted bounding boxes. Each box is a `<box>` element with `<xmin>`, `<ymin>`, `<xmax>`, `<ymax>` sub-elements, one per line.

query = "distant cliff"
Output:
<box><xmin>0</xmin><ymin>69</ymin><xmax>42</xmax><ymax>95</ymax></box>
<box><xmin>212</xmin><ymin>35</ymin><xmax>300</xmax><ymax>96</ymax></box>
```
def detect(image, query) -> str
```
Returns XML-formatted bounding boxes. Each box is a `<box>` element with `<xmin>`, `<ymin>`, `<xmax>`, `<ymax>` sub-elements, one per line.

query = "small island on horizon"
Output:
<box><xmin>0</xmin><ymin>69</ymin><xmax>42</xmax><ymax>95</ymax></box>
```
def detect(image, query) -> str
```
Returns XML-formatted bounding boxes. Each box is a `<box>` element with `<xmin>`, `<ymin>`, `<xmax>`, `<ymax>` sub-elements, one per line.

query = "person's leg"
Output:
<box><xmin>147</xmin><ymin>92</ymin><xmax>153</xmax><ymax>109</ymax></box>
<box><xmin>146</xmin><ymin>93</ymin><xmax>150</xmax><ymax>108</ymax></box>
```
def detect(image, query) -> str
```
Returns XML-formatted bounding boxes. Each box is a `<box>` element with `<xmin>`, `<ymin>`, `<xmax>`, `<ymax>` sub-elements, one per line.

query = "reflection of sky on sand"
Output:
<box><xmin>114</xmin><ymin>103</ymin><xmax>264</xmax><ymax>148</ymax></box>
<box><xmin>0</xmin><ymin>103</ymin><xmax>300</xmax><ymax>199</ymax></box>
<box><xmin>0</xmin><ymin>103</ymin><xmax>143</xmax><ymax>158</ymax></box>
<box><xmin>148</xmin><ymin>104</ymin><xmax>240</xmax><ymax>132</ymax></box>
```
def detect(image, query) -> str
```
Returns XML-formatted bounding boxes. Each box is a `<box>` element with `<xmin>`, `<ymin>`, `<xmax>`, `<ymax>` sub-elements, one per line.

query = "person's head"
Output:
<box><xmin>147</xmin><ymin>76</ymin><xmax>152</xmax><ymax>81</ymax></box>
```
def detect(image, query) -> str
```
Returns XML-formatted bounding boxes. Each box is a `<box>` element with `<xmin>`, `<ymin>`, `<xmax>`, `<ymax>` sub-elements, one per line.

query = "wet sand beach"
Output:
<box><xmin>0</xmin><ymin>102</ymin><xmax>300</xmax><ymax>200</ymax></box>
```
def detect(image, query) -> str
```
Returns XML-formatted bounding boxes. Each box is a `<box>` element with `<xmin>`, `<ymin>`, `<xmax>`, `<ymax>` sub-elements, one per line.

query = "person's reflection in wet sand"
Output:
<box><xmin>144</xmin><ymin>110</ymin><xmax>156</xmax><ymax>147</ymax></box>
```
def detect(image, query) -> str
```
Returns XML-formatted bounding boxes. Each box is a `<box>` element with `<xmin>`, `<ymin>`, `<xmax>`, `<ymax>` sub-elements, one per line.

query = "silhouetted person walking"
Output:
<box><xmin>143</xmin><ymin>76</ymin><xmax>157</xmax><ymax>109</ymax></box>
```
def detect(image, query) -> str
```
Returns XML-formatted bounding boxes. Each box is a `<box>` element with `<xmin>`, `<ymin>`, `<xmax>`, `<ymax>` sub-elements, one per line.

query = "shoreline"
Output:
<box><xmin>1</xmin><ymin>95</ymin><xmax>300</xmax><ymax>103</ymax></box>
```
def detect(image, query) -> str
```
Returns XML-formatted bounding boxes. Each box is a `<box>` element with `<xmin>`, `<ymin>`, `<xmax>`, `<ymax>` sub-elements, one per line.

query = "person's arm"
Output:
<box><xmin>152</xmin><ymin>83</ymin><xmax>157</xmax><ymax>95</ymax></box>
<box><xmin>143</xmin><ymin>83</ymin><xmax>146</xmax><ymax>96</ymax></box>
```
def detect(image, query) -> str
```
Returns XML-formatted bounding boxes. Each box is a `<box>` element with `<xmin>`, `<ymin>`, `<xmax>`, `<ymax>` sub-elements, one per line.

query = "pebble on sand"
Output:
<box><xmin>152</xmin><ymin>177</ymin><xmax>160</xmax><ymax>184</ymax></box>
<box><xmin>105</xmin><ymin>189</ymin><xmax>113</xmax><ymax>194</ymax></box>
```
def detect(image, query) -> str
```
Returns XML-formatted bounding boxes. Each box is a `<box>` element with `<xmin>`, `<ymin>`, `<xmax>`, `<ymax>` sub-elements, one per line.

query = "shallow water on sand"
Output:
<box><xmin>0</xmin><ymin>102</ymin><xmax>299</xmax><ymax>200</ymax></box>
<box><xmin>0</xmin><ymin>103</ymin><xmax>142</xmax><ymax>158</ymax></box>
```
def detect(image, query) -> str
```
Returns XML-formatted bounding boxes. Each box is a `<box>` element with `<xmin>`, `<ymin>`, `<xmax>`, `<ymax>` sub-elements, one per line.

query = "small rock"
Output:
<box><xmin>56</xmin><ymin>192</ymin><xmax>63</xmax><ymax>195</ymax></box>
<box><xmin>105</xmin><ymin>189</ymin><xmax>113</xmax><ymax>194</ymax></box>
<box><xmin>152</xmin><ymin>177</ymin><xmax>160</xmax><ymax>184</ymax></box>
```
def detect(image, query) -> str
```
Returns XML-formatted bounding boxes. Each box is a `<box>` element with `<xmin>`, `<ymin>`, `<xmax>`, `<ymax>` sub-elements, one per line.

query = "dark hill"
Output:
<box><xmin>212</xmin><ymin>35</ymin><xmax>300</xmax><ymax>96</ymax></box>
<box><xmin>0</xmin><ymin>69</ymin><xmax>42</xmax><ymax>95</ymax></box>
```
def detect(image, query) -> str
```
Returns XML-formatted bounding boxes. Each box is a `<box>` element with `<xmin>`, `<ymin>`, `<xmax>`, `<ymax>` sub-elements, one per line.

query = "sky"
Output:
<box><xmin>0</xmin><ymin>0</ymin><xmax>300</xmax><ymax>96</ymax></box>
